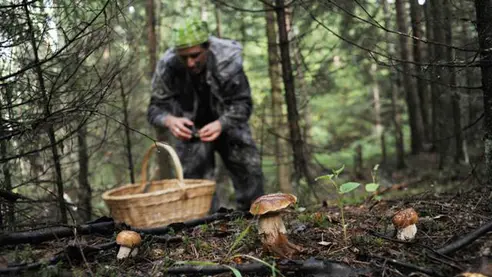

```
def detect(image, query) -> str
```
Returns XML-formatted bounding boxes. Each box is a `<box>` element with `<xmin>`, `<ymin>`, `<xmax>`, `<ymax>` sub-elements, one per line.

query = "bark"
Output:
<box><xmin>383</xmin><ymin>0</ymin><xmax>406</xmax><ymax>169</ymax></box>
<box><xmin>200</xmin><ymin>0</ymin><xmax>208</xmax><ymax>21</ymax></box>
<box><xmin>430</xmin><ymin>0</ymin><xmax>450</xmax><ymax>169</ymax></box>
<box><xmin>215</xmin><ymin>2</ymin><xmax>222</xmax><ymax>38</ymax></box>
<box><xmin>120</xmin><ymin>76</ymin><xmax>135</xmax><ymax>183</ymax></box>
<box><xmin>371</xmin><ymin>64</ymin><xmax>385</xmax><ymax>162</ymax></box>
<box><xmin>395</xmin><ymin>0</ymin><xmax>425</xmax><ymax>154</ymax></box>
<box><xmin>146</xmin><ymin>0</ymin><xmax>157</xmax><ymax>77</ymax></box>
<box><xmin>443</xmin><ymin>1</ymin><xmax>465</xmax><ymax>163</ymax></box>
<box><xmin>409</xmin><ymin>0</ymin><xmax>430</xmax><ymax>139</ymax></box>
<box><xmin>23</xmin><ymin>0</ymin><xmax>67</xmax><ymax>223</ymax></box>
<box><xmin>0</xmin><ymin>85</ymin><xmax>15</xmax><ymax>228</ymax></box>
<box><xmin>146</xmin><ymin>0</ymin><xmax>172</xmax><ymax>180</ymax></box>
<box><xmin>475</xmin><ymin>0</ymin><xmax>492</xmax><ymax>186</ymax></box>
<box><xmin>264</xmin><ymin>1</ymin><xmax>292</xmax><ymax>193</ymax></box>
<box><xmin>77</xmin><ymin>126</ymin><xmax>92</xmax><ymax>222</ymax></box>
<box><xmin>275</xmin><ymin>0</ymin><xmax>315</xmax><ymax>189</ymax></box>
<box><xmin>285</xmin><ymin>7</ymin><xmax>317</xmax><ymax>178</ymax></box>
<box><xmin>424</xmin><ymin>1</ymin><xmax>437</xmax><ymax>149</ymax></box>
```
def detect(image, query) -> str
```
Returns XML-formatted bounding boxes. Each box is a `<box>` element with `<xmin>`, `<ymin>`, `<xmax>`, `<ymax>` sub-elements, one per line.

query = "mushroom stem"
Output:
<box><xmin>117</xmin><ymin>246</ymin><xmax>138</xmax><ymax>259</ymax></box>
<box><xmin>396</xmin><ymin>224</ymin><xmax>417</xmax><ymax>241</ymax></box>
<box><xmin>257</xmin><ymin>213</ymin><xmax>302</xmax><ymax>258</ymax></box>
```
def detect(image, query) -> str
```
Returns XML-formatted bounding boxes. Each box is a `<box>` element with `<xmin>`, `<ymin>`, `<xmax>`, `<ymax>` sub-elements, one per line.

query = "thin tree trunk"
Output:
<box><xmin>215</xmin><ymin>3</ymin><xmax>222</xmax><ymax>38</ymax></box>
<box><xmin>424</xmin><ymin>1</ymin><xmax>436</xmax><ymax>150</ymax></box>
<box><xmin>77</xmin><ymin>126</ymin><xmax>91</xmax><ymax>222</ymax></box>
<box><xmin>395</xmin><ymin>0</ymin><xmax>425</xmax><ymax>154</ymax></box>
<box><xmin>383</xmin><ymin>0</ymin><xmax>405</xmax><ymax>169</ymax></box>
<box><xmin>409</xmin><ymin>0</ymin><xmax>430</xmax><ymax>140</ymax></box>
<box><xmin>264</xmin><ymin>1</ymin><xmax>292</xmax><ymax>193</ymax></box>
<box><xmin>0</xmin><ymin>87</ymin><xmax>14</xmax><ymax>228</ymax></box>
<box><xmin>474</xmin><ymin>0</ymin><xmax>492</xmax><ymax>186</ymax></box>
<box><xmin>119</xmin><ymin>76</ymin><xmax>135</xmax><ymax>183</ymax></box>
<box><xmin>275</xmin><ymin>0</ymin><xmax>315</xmax><ymax>190</ymax></box>
<box><xmin>285</xmin><ymin>7</ymin><xmax>317</xmax><ymax>177</ymax></box>
<box><xmin>146</xmin><ymin>0</ymin><xmax>157</xmax><ymax>77</ymax></box>
<box><xmin>200</xmin><ymin>0</ymin><xmax>208</xmax><ymax>21</ymax></box>
<box><xmin>23</xmin><ymin>0</ymin><xmax>67</xmax><ymax>223</ymax></box>
<box><xmin>443</xmin><ymin>1</ymin><xmax>465</xmax><ymax>163</ymax></box>
<box><xmin>147</xmin><ymin>0</ymin><xmax>172</xmax><ymax>180</ymax></box>
<box><xmin>430</xmin><ymin>0</ymin><xmax>449</xmax><ymax>169</ymax></box>
<box><xmin>371</xmin><ymin>64</ymin><xmax>385</xmax><ymax>162</ymax></box>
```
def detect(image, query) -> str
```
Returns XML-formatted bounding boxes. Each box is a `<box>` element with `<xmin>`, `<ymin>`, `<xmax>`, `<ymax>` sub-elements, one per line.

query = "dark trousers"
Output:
<box><xmin>175</xmin><ymin>126</ymin><xmax>264</xmax><ymax>212</ymax></box>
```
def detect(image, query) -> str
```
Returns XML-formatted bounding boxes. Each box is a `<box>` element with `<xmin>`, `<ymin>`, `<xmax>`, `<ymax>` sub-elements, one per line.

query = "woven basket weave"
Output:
<box><xmin>102</xmin><ymin>142</ymin><xmax>216</xmax><ymax>227</ymax></box>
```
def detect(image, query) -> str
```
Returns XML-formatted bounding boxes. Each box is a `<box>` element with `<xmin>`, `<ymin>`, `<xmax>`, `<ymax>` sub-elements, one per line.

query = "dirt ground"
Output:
<box><xmin>1</xmin><ymin>153</ymin><xmax>491</xmax><ymax>276</ymax></box>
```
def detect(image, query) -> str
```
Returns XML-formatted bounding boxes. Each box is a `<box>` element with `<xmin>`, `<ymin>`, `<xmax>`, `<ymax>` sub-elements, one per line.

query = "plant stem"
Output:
<box><xmin>330</xmin><ymin>179</ymin><xmax>347</xmax><ymax>243</ymax></box>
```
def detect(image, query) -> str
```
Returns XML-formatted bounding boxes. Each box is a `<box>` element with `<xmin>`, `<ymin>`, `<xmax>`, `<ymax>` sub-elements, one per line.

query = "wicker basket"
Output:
<box><xmin>102</xmin><ymin>142</ymin><xmax>216</xmax><ymax>227</ymax></box>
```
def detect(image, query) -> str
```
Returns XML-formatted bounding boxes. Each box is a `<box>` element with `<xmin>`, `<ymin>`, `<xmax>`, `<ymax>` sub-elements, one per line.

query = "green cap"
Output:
<box><xmin>171</xmin><ymin>19</ymin><xmax>210</xmax><ymax>49</ymax></box>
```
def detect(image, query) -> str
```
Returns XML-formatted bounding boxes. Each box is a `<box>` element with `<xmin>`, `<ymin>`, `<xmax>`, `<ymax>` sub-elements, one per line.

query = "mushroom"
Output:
<box><xmin>392</xmin><ymin>208</ymin><xmax>418</xmax><ymax>241</ymax></box>
<box><xmin>249</xmin><ymin>193</ymin><xmax>303</xmax><ymax>258</ymax></box>
<box><xmin>116</xmin><ymin>230</ymin><xmax>142</xmax><ymax>259</ymax></box>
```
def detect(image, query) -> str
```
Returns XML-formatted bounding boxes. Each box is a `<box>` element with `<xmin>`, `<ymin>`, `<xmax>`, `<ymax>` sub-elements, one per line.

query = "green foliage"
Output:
<box><xmin>316</xmin><ymin>164</ymin><xmax>380</xmax><ymax>242</ymax></box>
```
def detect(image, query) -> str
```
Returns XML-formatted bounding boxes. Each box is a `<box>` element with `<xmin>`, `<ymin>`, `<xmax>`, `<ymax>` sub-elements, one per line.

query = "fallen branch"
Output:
<box><xmin>0</xmin><ymin>241</ymin><xmax>116</xmax><ymax>274</ymax></box>
<box><xmin>0</xmin><ymin>219</ymin><xmax>115</xmax><ymax>247</ymax></box>
<box><xmin>0</xmin><ymin>208</ymin><xmax>242</xmax><ymax>247</ymax></box>
<box><xmin>369</xmin><ymin>254</ymin><xmax>442</xmax><ymax>277</ymax></box>
<box><xmin>437</xmin><ymin>219</ymin><xmax>492</xmax><ymax>255</ymax></box>
<box><xmin>164</xmin><ymin>258</ymin><xmax>360</xmax><ymax>276</ymax></box>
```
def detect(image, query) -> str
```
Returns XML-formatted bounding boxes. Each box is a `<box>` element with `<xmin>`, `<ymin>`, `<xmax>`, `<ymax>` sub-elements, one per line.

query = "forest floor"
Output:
<box><xmin>1</xmin><ymin>152</ymin><xmax>491</xmax><ymax>277</ymax></box>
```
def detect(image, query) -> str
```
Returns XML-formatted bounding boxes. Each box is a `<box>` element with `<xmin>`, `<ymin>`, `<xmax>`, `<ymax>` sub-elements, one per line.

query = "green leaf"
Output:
<box><xmin>224</xmin><ymin>265</ymin><xmax>242</xmax><ymax>277</ymax></box>
<box><xmin>226</xmin><ymin>224</ymin><xmax>251</xmax><ymax>257</ymax></box>
<box><xmin>365</xmin><ymin>183</ymin><xmax>379</xmax><ymax>192</ymax></box>
<box><xmin>334</xmin><ymin>165</ymin><xmax>345</xmax><ymax>175</ymax></box>
<box><xmin>339</xmin><ymin>182</ymin><xmax>360</xmax><ymax>194</ymax></box>
<box><xmin>315</xmin><ymin>174</ymin><xmax>334</xmax><ymax>181</ymax></box>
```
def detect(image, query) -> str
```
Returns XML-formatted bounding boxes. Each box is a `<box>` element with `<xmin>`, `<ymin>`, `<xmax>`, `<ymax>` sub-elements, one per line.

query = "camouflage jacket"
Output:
<box><xmin>147</xmin><ymin>36</ymin><xmax>253</xmax><ymax>133</ymax></box>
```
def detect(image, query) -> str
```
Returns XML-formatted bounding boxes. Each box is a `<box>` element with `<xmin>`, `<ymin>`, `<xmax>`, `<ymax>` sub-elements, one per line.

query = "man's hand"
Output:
<box><xmin>164</xmin><ymin>115</ymin><xmax>194</xmax><ymax>140</ymax></box>
<box><xmin>199</xmin><ymin>120</ymin><xmax>222</xmax><ymax>142</ymax></box>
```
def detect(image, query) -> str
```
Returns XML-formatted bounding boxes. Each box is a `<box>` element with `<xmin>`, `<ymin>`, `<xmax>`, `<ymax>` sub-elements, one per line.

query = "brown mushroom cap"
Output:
<box><xmin>392</xmin><ymin>208</ymin><xmax>418</xmax><ymax>228</ymax></box>
<box><xmin>249</xmin><ymin>193</ymin><xmax>297</xmax><ymax>215</ymax></box>
<box><xmin>116</xmin><ymin>230</ymin><xmax>142</xmax><ymax>247</ymax></box>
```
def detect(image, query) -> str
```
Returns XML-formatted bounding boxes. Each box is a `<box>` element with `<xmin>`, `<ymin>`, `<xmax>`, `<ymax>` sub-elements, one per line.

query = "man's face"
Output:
<box><xmin>177</xmin><ymin>44</ymin><xmax>208</xmax><ymax>75</ymax></box>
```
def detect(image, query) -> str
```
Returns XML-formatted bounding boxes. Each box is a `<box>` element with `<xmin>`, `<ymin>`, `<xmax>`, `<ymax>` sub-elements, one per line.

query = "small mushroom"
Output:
<box><xmin>392</xmin><ymin>208</ymin><xmax>418</xmax><ymax>241</ymax></box>
<box><xmin>116</xmin><ymin>230</ymin><xmax>142</xmax><ymax>259</ymax></box>
<box><xmin>249</xmin><ymin>193</ymin><xmax>303</xmax><ymax>258</ymax></box>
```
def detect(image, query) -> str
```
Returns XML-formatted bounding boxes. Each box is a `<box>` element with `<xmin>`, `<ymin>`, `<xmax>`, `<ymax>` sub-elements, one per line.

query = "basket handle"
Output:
<box><xmin>138</xmin><ymin>142</ymin><xmax>185</xmax><ymax>194</ymax></box>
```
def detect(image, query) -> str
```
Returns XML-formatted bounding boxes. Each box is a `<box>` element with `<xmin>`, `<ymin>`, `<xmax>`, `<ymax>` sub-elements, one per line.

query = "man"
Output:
<box><xmin>147</xmin><ymin>19</ymin><xmax>265</xmax><ymax>212</ymax></box>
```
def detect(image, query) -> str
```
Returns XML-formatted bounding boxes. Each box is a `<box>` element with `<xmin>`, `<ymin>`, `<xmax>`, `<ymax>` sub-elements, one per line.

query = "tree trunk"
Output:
<box><xmin>424</xmin><ymin>1</ymin><xmax>436</xmax><ymax>149</ymax></box>
<box><xmin>120</xmin><ymin>76</ymin><xmax>135</xmax><ymax>183</ymax></box>
<box><xmin>200</xmin><ymin>0</ymin><xmax>208</xmax><ymax>21</ymax></box>
<box><xmin>285</xmin><ymin>6</ymin><xmax>317</xmax><ymax>178</ymax></box>
<box><xmin>77</xmin><ymin>126</ymin><xmax>91</xmax><ymax>222</ymax></box>
<box><xmin>409</xmin><ymin>0</ymin><xmax>430</xmax><ymax>140</ymax></box>
<box><xmin>215</xmin><ymin>3</ymin><xmax>222</xmax><ymax>38</ymax></box>
<box><xmin>443</xmin><ymin>1</ymin><xmax>465</xmax><ymax>163</ymax></box>
<box><xmin>23</xmin><ymin>0</ymin><xmax>67</xmax><ymax>223</ymax></box>
<box><xmin>264</xmin><ymin>1</ymin><xmax>292</xmax><ymax>193</ymax></box>
<box><xmin>395</xmin><ymin>0</ymin><xmax>425</xmax><ymax>154</ymax></box>
<box><xmin>146</xmin><ymin>0</ymin><xmax>157</xmax><ymax>77</ymax></box>
<box><xmin>275</xmin><ymin>0</ymin><xmax>315</xmax><ymax>189</ymax></box>
<box><xmin>383</xmin><ymin>0</ymin><xmax>406</xmax><ymax>169</ymax></box>
<box><xmin>0</xmin><ymin>86</ymin><xmax>14</xmax><ymax>228</ymax></box>
<box><xmin>371</xmin><ymin>64</ymin><xmax>385</xmax><ymax>162</ymax></box>
<box><xmin>147</xmin><ymin>0</ymin><xmax>172</xmax><ymax>180</ymax></box>
<box><xmin>430</xmin><ymin>0</ymin><xmax>449</xmax><ymax>169</ymax></box>
<box><xmin>474</xmin><ymin>0</ymin><xmax>492</xmax><ymax>186</ymax></box>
